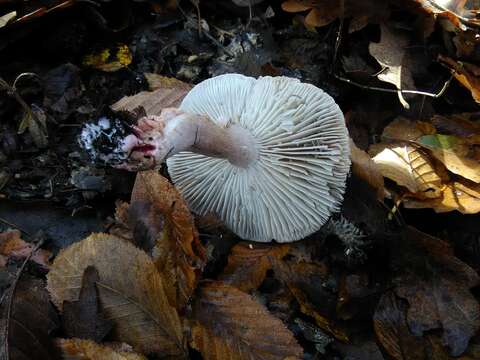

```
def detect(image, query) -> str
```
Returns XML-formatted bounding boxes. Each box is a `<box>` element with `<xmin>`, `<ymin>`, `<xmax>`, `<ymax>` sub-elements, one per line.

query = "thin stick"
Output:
<box><xmin>332</xmin><ymin>19</ymin><xmax>453</xmax><ymax>98</ymax></box>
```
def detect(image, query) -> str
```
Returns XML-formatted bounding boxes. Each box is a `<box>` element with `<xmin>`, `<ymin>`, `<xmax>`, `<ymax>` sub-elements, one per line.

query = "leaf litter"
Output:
<box><xmin>0</xmin><ymin>0</ymin><xmax>480</xmax><ymax>359</ymax></box>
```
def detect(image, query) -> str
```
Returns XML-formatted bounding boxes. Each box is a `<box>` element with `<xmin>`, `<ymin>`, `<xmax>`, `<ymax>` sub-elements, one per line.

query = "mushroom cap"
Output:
<box><xmin>167</xmin><ymin>74</ymin><xmax>350</xmax><ymax>242</ymax></box>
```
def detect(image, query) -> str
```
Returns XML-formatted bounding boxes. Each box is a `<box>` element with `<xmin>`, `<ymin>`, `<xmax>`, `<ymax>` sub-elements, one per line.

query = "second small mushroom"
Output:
<box><xmin>117</xmin><ymin>74</ymin><xmax>351</xmax><ymax>243</ymax></box>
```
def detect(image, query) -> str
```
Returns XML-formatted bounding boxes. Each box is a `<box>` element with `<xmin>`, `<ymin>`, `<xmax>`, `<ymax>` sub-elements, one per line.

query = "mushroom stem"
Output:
<box><xmin>125</xmin><ymin>108</ymin><xmax>258</xmax><ymax>169</ymax></box>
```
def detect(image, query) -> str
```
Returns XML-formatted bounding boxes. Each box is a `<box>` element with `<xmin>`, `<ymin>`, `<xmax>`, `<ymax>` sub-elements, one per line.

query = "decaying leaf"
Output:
<box><xmin>46</xmin><ymin>233</ymin><xmax>186</xmax><ymax>357</ymax></box>
<box><xmin>439</xmin><ymin>55</ymin><xmax>480</xmax><ymax>103</ymax></box>
<box><xmin>392</xmin><ymin>227</ymin><xmax>480</xmax><ymax>356</ymax></box>
<box><xmin>349</xmin><ymin>138</ymin><xmax>385</xmax><ymax>199</ymax></box>
<box><xmin>82</xmin><ymin>45</ymin><xmax>132</xmax><ymax>72</ymax></box>
<box><xmin>369</xmin><ymin>23</ymin><xmax>415</xmax><ymax>108</ymax></box>
<box><xmin>219</xmin><ymin>242</ymin><xmax>289</xmax><ymax>292</ymax></box>
<box><xmin>281</xmin><ymin>0</ymin><xmax>387</xmax><ymax>32</ymax></box>
<box><xmin>274</xmin><ymin>260</ymin><xmax>349</xmax><ymax>342</ymax></box>
<box><xmin>57</xmin><ymin>338</ymin><xmax>146</xmax><ymax>360</ymax></box>
<box><xmin>404</xmin><ymin>180</ymin><xmax>480</xmax><ymax>214</ymax></box>
<box><xmin>417</xmin><ymin>134</ymin><xmax>480</xmax><ymax>183</ymax></box>
<box><xmin>374</xmin><ymin>292</ymin><xmax>426</xmax><ymax>360</ymax></box>
<box><xmin>0</xmin><ymin>277</ymin><xmax>59</xmax><ymax>359</ymax></box>
<box><xmin>0</xmin><ymin>11</ymin><xmax>16</xmax><ymax>29</ymax></box>
<box><xmin>62</xmin><ymin>266</ymin><xmax>113</xmax><ymax>342</ymax></box>
<box><xmin>112</xmin><ymin>78</ymin><xmax>191</xmax><ymax>114</ymax></box>
<box><xmin>371</xmin><ymin>144</ymin><xmax>444</xmax><ymax>197</ymax></box>
<box><xmin>190</xmin><ymin>280</ymin><xmax>303</xmax><ymax>360</ymax></box>
<box><xmin>0</xmin><ymin>229</ymin><xmax>51</xmax><ymax>269</ymax></box>
<box><xmin>131</xmin><ymin>171</ymin><xmax>206</xmax><ymax>311</ymax></box>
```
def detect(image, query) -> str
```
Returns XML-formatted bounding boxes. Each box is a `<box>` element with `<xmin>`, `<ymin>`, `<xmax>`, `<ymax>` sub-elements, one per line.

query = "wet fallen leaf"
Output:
<box><xmin>274</xmin><ymin>260</ymin><xmax>349</xmax><ymax>342</ymax></box>
<box><xmin>392</xmin><ymin>227</ymin><xmax>480</xmax><ymax>356</ymax></box>
<box><xmin>404</xmin><ymin>180</ymin><xmax>480</xmax><ymax>214</ymax></box>
<box><xmin>417</xmin><ymin>134</ymin><xmax>480</xmax><ymax>183</ymax></box>
<box><xmin>46</xmin><ymin>233</ymin><xmax>186</xmax><ymax>357</ymax></box>
<box><xmin>0</xmin><ymin>11</ymin><xmax>16</xmax><ymax>29</ymax></box>
<box><xmin>349</xmin><ymin>138</ymin><xmax>385</xmax><ymax>199</ymax></box>
<box><xmin>0</xmin><ymin>230</ymin><xmax>51</xmax><ymax>269</ymax></box>
<box><xmin>219</xmin><ymin>242</ymin><xmax>289</xmax><ymax>292</ymax></box>
<box><xmin>0</xmin><ymin>277</ymin><xmax>59</xmax><ymax>359</ymax></box>
<box><xmin>62</xmin><ymin>266</ymin><xmax>113</xmax><ymax>342</ymax></box>
<box><xmin>369</xmin><ymin>23</ymin><xmax>416</xmax><ymax>109</ymax></box>
<box><xmin>131</xmin><ymin>171</ymin><xmax>206</xmax><ymax>311</ymax></box>
<box><xmin>57</xmin><ymin>338</ymin><xmax>146</xmax><ymax>360</ymax></box>
<box><xmin>371</xmin><ymin>144</ymin><xmax>444</xmax><ymax>197</ymax></box>
<box><xmin>144</xmin><ymin>73</ymin><xmax>193</xmax><ymax>92</ymax></box>
<box><xmin>431</xmin><ymin>113</ymin><xmax>480</xmax><ymax>138</ymax></box>
<box><xmin>190</xmin><ymin>280</ymin><xmax>303</xmax><ymax>360</ymax></box>
<box><xmin>439</xmin><ymin>55</ymin><xmax>480</xmax><ymax>104</ymax></box>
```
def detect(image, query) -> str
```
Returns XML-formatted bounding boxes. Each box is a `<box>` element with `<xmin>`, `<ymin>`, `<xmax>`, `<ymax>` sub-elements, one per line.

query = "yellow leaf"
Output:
<box><xmin>83</xmin><ymin>45</ymin><xmax>132</xmax><ymax>72</ymax></box>
<box><xmin>0</xmin><ymin>11</ymin><xmax>16</xmax><ymax>29</ymax></box>
<box><xmin>47</xmin><ymin>233</ymin><xmax>186</xmax><ymax>357</ymax></box>
<box><xmin>372</xmin><ymin>145</ymin><xmax>444</xmax><ymax>197</ymax></box>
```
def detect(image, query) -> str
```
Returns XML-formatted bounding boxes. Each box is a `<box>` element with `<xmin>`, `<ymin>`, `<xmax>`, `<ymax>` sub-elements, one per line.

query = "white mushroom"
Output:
<box><xmin>119</xmin><ymin>74</ymin><xmax>351</xmax><ymax>242</ymax></box>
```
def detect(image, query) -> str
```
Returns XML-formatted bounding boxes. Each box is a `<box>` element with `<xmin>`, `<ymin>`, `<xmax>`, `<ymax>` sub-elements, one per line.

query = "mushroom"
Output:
<box><xmin>117</xmin><ymin>74</ymin><xmax>351</xmax><ymax>242</ymax></box>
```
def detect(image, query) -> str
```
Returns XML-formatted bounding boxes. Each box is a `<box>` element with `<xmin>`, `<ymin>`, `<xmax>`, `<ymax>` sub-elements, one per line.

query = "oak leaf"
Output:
<box><xmin>46</xmin><ymin>233</ymin><xmax>185</xmax><ymax>357</ymax></box>
<box><xmin>57</xmin><ymin>338</ymin><xmax>146</xmax><ymax>360</ymax></box>
<box><xmin>190</xmin><ymin>280</ymin><xmax>303</xmax><ymax>360</ymax></box>
<box><xmin>131</xmin><ymin>171</ymin><xmax>206</xmax><ymax>311</ymax></box>
<box><xmin>219</xmin><ymin>242</ymin><xmax>289</xmax><ymax>292</ymax></box>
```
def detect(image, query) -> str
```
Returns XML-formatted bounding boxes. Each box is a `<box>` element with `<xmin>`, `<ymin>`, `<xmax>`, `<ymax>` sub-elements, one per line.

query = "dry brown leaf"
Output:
<box><xmin>46</xmin><ymin>233</ymin><xmax>185</xmax><ymax>357</ymax></box>
<box><xmin>416</xmin><ymin>134</ymin><xmax>480</xmax><ymax>183</ymax></box>
<box><xmin>112</xmin><ymin>77</ymin><xmax>191</xmax><ymax>115</ymax></box>
<box><xmin>144</xmin><ymin>73</ymin><xmax>193</xmax><ymax>92</ymax></box>
<box><xmin>404</xmin><ymin>180</ymin><xmax>480</xmax><ymax>214</ymax></box>
<box><xmin>57</xmin><ymin>338</ymin><xmax>146</xmax><ymax>360</ymax></box>
<box><xmin>369</xmin><ymin>23</ymin><xmax>415</xmax><ymax>109</ymax></box>
<box><xmin>349</xmin><ymin>139</ymin><xmax>385</xmax><ymax>199</ymax></box>
<box><xmin>371</xmin><ymin>144</ymin><xmax>444</xmax><ymax>197</ymax></box>
<box><xmin>281</xmin><ymin>0</ymin><xmax>387</xmax><ymax>31</ymax></box>
<box><xmin>0</xmin><ymin>230</ymin><xmax>51</xmax><ymax>269</ymax></box>
<box><xmin>190</xmin><ymin>280</ymin><xmax>303</xmax><ymax>360</ymax></box>
<box><xmin>219</xmin><ymin>242</ymin><xmax>289</xmax><ymax>292</ymax></box>
<box><xmin>274</xmin><ymin>260</ymin><xmax>349</xmax><ymax>342</ymax></box>
<box><xmin>379</xmin><ymin>117</ymin><xmax>429</xmax><ymax>142</ymax></box>
<box><xmin>131</xmin><ymin>171</ymin><xmax>206</xmax><ymax>311</ymax></box>
<box><xmin>439</xmin><ymin>55</ymin><xmax>480</xmax><ymax>104</ymax></box>
<box><xmin>0</xmin><ymin>11</ymin><xmax>16</xmax><ymax>29</ymax></box>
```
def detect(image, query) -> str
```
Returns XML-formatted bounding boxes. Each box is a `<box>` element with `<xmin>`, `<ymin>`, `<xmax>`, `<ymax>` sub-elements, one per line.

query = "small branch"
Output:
<box><xmin>332</xmin><ymin>19</ymin><xmax>453</xmax><ymax>99</ymax></box>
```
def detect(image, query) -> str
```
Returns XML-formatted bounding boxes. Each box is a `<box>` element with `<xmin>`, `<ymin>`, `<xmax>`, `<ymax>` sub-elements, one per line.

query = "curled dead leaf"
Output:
<box><xmin>439</xmin><ymin>55</ymin><xmax>480</xmax><ymax>104</ymax></box>
<box><xmin>131</xmin><ymin>171</ymin><xmax>206</xmax><ymax>311</ymax></box>
<box><xmin>190</xmin><ymin>280</ymin><xmax>303</xmax><ymax>360</ymax></box>
<box><xmin>46</xmin><ymin>233</ymin><xmax>186</xmax><ymax>357</ymax></box>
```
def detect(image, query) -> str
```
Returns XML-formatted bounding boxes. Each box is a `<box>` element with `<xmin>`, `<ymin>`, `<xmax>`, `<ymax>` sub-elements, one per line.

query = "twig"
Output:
<box><xmin>332</xmin><ymin>19</ymin><xmax>453</xmax><ymax>99</ymax></box>
<box><xmin>1</xmin><ymin>238</ymin><xmax>45</xmax><ymax>359</ymax></box>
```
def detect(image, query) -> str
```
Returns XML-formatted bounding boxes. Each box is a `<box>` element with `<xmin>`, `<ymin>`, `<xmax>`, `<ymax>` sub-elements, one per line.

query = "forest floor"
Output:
<box><xmin>0</xmin><ymin>1</ymin><xmax>479</xmax><ymax>359</ymax></box>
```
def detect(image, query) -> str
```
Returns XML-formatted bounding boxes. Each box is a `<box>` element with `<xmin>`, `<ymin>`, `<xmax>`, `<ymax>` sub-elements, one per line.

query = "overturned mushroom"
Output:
<box><xmin>87</xmin><ymin>74</ymin><xmax>351</xmax><ymax>242</ymax></box>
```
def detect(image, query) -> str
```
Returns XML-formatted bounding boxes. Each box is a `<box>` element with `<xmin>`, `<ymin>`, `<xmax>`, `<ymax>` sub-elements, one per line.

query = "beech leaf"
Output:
<box><xmin>56</xmin><ymin>338</ymin><xmax>146</xmax><ymax>360</ymax></box>
<box><xmin>46</xmin><ymin>233</ymin><xmax>186</xmax><ymax>357</ymax></box>
<box><xmin>219</xmin><ymin>242</ymin><xmax>289</xmax><ymax>292</ymax></box>
<box><xmin>131</xmin><ymin>171</ymin><xmax>206</xmax><ymax>311</ymax></box>
<box><xmin>191</xmin><ymin>280</ymin><xmax>303</xmax><ymax>360</ymax></box>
